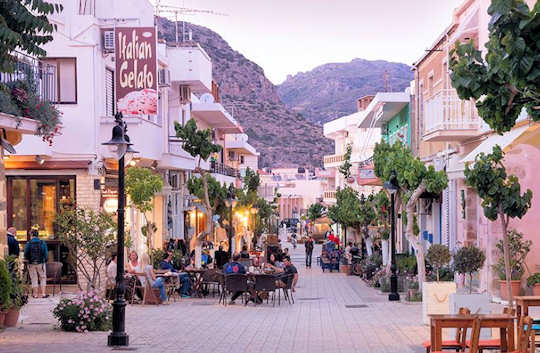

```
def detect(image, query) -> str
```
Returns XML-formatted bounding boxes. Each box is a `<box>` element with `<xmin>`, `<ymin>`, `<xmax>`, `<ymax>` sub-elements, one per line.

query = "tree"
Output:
<box><xmin>358</xmin><ymin>194</ymin><xmax>377</xmax><ymax>255</ymax></box>
<box><xmin>55</xmin><ymin>208</ymin><xmax>116</xmax><ymax>291</ymax></box>
<box><xmin>125</xmin><ymin>167</ymin><xmax>163</xmax><ymax>251</ymax></box>
<box><xmin>338</xmin><ymin>143</ymin><xmax>353</xmax><ymax>179</ymax></box>
<box><xmin>328</xmin><ymin>187</ymin><xmax>362</xmax><ymax>244</ymax></box>
<box><xmin>449</xmin><ymin>0</ymin><xmax>540</xmax><ymax>133</ymax></box>
<box><xmin>175</xmin><ymin>119</ymin><xmax>222</xmax><ymax>241</ymax></box>
<box><xmin>373</xmin><ymin>141</ymin><xmax>448</xmax><ymax>285</ymax></box>
<box><xmin>426</xmin><ymin>244</ymin><xmax>451</xmax><ymax>282</ymax></box>
<box><xmin>187</xmin><ymin>174</ymin><xmax>229</xmax><ymax>234</ymax></box>
<box><xmin>0</xmin><ymin>0</ymin><xmax>62</xmax><ymax>72</ymax></box>
<box><xmin>464</xmin><ymin>145</ymin><xmax>532</xmax><ymax>304</ymax></box>
<box><xmin>454</xmin><ymin>245</ymin><xmax>486</xmax><ymax>294</ymax></box>
<box><xmin>307</xmin><ymin>203</ymin><xmax>325</xmax><ymax>221</ymax></box>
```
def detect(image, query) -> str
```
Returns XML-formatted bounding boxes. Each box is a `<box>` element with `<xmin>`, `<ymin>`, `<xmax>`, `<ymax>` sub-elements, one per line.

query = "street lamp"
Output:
<box><xmin>383</xmin><ymin>171</ymin><xmax>400</xmax><ymax>302</ymax></box>
<box><xmin>103</xmin><ymin>112</ymin><xmax>137</xmax><ymax>347</ymax></box>
<box><xmin>225</xmin><ymin>184</ymin><xmax>236</xmax><ymax>257</ymax></box>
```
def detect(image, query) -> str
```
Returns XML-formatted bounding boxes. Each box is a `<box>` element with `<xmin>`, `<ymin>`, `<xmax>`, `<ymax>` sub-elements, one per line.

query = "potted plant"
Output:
<box><xmin>526</xmin><ymin>273</ymin><xmax>540</xmax><ymax>296</ymax></box>
<box><xmin>4</xmin><ymin>257</ymin><xmax>28</xmax><ymax>327</ymax></box>
<box><xmin>0</xmin><ymin>259</ymin><xmax>12</xmax><ymax>328</ymax></box>
<box><xmin>450</xmin><ymin>245</ymin><xmax>490</xmax><ymax>318</ymax></box>
<box><xmin>492</xmin><ymin>230</ymin><xmax>531</xmax><ymax>300</ymax></box>
<box><xmin>422</xmin><ymin>244</ymin><xmax>456</xmax><ymax>324</ymax></box>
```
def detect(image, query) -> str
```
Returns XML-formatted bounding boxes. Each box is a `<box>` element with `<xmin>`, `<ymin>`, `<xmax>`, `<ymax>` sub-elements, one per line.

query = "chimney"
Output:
<box><xmin>357</xmin><ymin>95</ymin><xmax>375</xmax><ymax>112</ymax></box>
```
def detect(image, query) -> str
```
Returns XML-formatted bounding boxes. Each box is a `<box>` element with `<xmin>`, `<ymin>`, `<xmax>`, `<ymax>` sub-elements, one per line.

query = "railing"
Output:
<box><xmin>323</xmin><ymin>154</ymin><xmax>345</xmax><ymax>165</ymax></box>
<box><xmin>423</xmin><ymin>89</ymin><xmax>481</xmax><ymax>135</ymax></box>
<box><xmin>323</xmin><ymin>190</ymin><xmax>337</xmax><ymax>200</ymax></box>
<box><xmin>211</xmin><ymin>161</ymin><xmax>239</xmax><ymax>178</ymax></box>
<box><xmin>0</xmin><ymin>53</ymin><xmax>56</xmax><ymax>103</ymax></box>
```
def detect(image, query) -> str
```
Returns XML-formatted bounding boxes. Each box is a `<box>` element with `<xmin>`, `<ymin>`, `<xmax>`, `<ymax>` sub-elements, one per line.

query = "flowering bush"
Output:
<box><xmin>52</xmin><ymin>291</ymin><xmax>112</xmax><ymax>332</ymax></box>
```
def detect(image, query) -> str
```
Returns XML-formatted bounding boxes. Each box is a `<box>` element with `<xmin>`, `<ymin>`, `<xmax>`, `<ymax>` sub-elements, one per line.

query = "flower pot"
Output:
<box><xmin>340</xmin><ymin>264</ymin><xmax>350</xmax><ymax>274</ymax></box>
<box><xmin>532</xmin><ymin>283</ymin><xmax>540</xmax><ymax>296</ymax></box>
<box><xmin>499</xmin><ymin>280</ymin><xmax>521</xmax><ymax>300</ymax></box>
<box><xmin>0</xmin><ymin>310</ymin><xmax>6</xmax><ymax>328</ymax></box>
<box><xmin>4</xmin><ymin>308</ymin><xmax>19</xmax><ymax>327</ymax></box>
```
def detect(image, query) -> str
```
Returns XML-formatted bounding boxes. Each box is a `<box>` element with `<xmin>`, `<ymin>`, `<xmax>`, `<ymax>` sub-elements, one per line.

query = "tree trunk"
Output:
<box><xmin>499</xmin><ymin>209</ymin><xmax>513</xmax><ymax>307</ymax></box>
<box><xmin>199</xmin><ymin>170</ymin><xmax>214</xmax><ymax>241</ymax></box>
<box><xmin>406</xmin><ymin>180</ymin><xmax>427</xmax><ymax>288</ymax></box>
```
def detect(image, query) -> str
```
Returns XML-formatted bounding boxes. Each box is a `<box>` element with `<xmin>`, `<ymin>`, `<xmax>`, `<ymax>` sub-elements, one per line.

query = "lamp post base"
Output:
<box><xmin>108</xmin><ymin>332</ymin><xmax>129</xmax><ymax>346</ymax></box>
<box><xmin>388</xmin><ymin>292</ymin><xmax>400</xmax><ymax>301</ymax></box>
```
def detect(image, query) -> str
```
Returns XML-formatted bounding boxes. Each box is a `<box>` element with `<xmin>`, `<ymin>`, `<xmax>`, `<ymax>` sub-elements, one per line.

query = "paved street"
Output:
<box><xmin>0</xmin><ymin>244</ymin><xmax>429</xmax><ymax>353</ymax></box>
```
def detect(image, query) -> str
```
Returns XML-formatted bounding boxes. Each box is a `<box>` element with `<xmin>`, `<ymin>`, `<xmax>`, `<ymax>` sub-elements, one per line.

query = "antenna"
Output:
<box><xmin>154</xmin><ymin>1</ymin><xmax>229</xmax><ymax>45</ymax></box>
<box><xmin>383</xmin><ymin>71</ymin><xmax>390</xmax><ymax>92</ymax></box>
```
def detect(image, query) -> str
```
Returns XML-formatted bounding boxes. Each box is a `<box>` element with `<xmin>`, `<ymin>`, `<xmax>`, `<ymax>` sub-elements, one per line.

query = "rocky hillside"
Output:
<box><xmin>157</xmin><ymin>18</ymin><xmax>333</xmax><ymax>168</ymax></box>
<box><xmin>278</xmin><ymin>59</ymin><xmax>413</xmax><ymax>125</ymax></box>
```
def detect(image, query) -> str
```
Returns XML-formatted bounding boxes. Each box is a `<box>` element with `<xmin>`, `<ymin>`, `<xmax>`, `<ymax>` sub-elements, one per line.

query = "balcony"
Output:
<box><xmin>192</xmin><ymin>100</ymin><xmax>243</xmax><ymax>134</ymax></box>
<box><xmin>323</xmin><ymin>153</ymin><xmax>345</xmax><ymax>168</ymax></box>
<box><xmin>210</xmin><ymin>161</ymin><xmax>238</xmax><ymax>186</ymax></box>
<box><xmin>167</xmin><ymin>44</ymin><xmax>212</xmax><ymax>94</ymax></box>
<box><xmin>159</xmin><ymin>140</ymin><xmax>196</xmax><ymax>171</ymax></box>
<box><xmin>423</xmin><ymin>89</ymin><xmax>482</xmax><ymax>142</ymax></box>
<box><xmin>323</xmin><ymin>190</ymin><xmax>337</xmax><ymax>204</ymax></box>
<box><xmin>226</xmin><ymin>134</ymin><xmax>258</xmax><ymax>155</ymax></box>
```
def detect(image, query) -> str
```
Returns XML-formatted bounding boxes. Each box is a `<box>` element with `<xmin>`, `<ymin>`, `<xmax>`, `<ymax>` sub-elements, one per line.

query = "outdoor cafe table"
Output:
<box><xmin>429</xmin><ymin>313</ymin><xmax>515</xmax><ymax>352</ymax></box>
<box><xmin>156</xmin><ymin>272</ymin><xmax>180</xmax><ymax>300</ymax></box>
<box><xmin>514</xmin><ymin>296</ymin><xmax>540</xmax><ymax>318</ymax></box>
<box><xmin>185</xmin><ymin>268</ymin><xmax>206</xmax><ymax>298</ymax></box>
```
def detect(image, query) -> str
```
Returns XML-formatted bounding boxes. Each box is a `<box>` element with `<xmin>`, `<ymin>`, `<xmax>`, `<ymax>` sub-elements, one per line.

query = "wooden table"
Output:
<box><xmin>156</xmin><ymin>273</ymin><xmax>180</xmax><ymax>301</ymax></box>
<box><xmin>514</xmin><ymin>296</ymin><xmax>540</xmax><ymax>318</ymax></box>
<box><xmin>429</xmin><ymin>314</ymin><xmax>515</xmax><ymax>352</ymax></box>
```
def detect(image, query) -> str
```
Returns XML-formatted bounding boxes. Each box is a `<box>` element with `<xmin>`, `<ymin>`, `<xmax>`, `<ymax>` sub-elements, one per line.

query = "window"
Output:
<box><xmin>240</xmin><ymin>155</ymin><xmax>245</xmax><ymax>164</ymax></box>
<box><xmin>105</xmin><ymin>68</ymin><xmax>114</xmax><ymax>116</ymax></box>
<box><xmin>42</xmin><ymin>58</ymin><xmax>77</xmax><ymax>103</ymax></box>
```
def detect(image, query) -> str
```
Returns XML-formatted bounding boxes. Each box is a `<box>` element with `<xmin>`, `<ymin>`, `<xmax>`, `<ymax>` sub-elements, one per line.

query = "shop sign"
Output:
<box><xmin>115</xmin><ymin>27</ymin><xmax>157</xmax><ymax>116</ymax></box>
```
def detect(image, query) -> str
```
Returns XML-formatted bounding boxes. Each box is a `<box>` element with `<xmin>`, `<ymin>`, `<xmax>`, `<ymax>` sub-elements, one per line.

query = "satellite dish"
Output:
<box><xmin>200</xmin><ymin>93</ymin><xmax>215</xmax><ymax>104</ymax></box>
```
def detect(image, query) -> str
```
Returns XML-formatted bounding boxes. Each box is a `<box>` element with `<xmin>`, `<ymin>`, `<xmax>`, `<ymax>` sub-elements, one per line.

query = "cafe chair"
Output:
<box><xmin>45</xmin><ymin>262</ymin><xmax>63</xmax><ymax>296</ymax></box>
<box><xmin>466</xmin><ymin>307</ymin><xmax>515</xmax><ymax>352</ymax></box>
<box><xmin>508</xmin><ymin>316</ymin><xmax>535</xmax><ymax>353</ymax></box>
<box><xmin>422</xmin><ymin>307</ymin><xmax>471</xmax><ymax>353</ymax></box>
<box><xmin>222</xmin><ymin>274</ymin><xmax>248</xmax><ymax>306</ymax></box>
<box><xmin>201</xmin><ymin>269</ymin><xmax>222</xmax><ymax>297</ymax></box>
<box><xmin>433</xmin><ymin>316</ymin><xmax>482</xmax><ymax>353</ymax></box>
<box><xmin>141</xmin><ymin>272</ymin><xmax>162</xmax><ymax>305</ymax></box>
<box><xmin>254</xmin><ymin>274</ymin><xmax>277</xmax><ymax>306</ymax></box>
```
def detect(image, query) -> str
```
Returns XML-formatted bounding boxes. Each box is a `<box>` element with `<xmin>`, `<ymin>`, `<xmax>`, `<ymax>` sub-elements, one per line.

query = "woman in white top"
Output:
<box><xmin>126</xmin><ymin>251</ymin><xmax>142</xmax><ymax>274</ymax></box>
<box><xmin>139</xmin><ymin>253</ymin><xmax>167</xmax><ymax>302</ymax></box>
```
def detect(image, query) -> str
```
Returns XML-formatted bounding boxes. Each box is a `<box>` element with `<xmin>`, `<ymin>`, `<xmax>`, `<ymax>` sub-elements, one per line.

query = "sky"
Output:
<box><xmin>153</xmin><ymin>0</ymin><xmax>463</xmax><ymax>84</ymax></box>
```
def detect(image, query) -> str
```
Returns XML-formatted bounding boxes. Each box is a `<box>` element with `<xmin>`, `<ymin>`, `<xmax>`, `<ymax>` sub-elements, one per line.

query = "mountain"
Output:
<box><xmin>157</xmin><ymin>18</ymin><xmax>333</xmax><ymax>168</ymax></box>
<box><xmin>277</xmin><ymin>59</ymin><xmax>413</xmax><ymax>125</ymax></box>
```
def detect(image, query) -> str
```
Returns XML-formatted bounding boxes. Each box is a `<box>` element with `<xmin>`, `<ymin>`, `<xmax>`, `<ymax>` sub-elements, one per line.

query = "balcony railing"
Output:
<box><xmin>323</xmin><ymin>190</ymin><xmax>337</xmax><ymax>200</ymax></box>
<box><xmin>211</xmin><ymin>161</ymin><xmax>239</xmax><ymax>178</ymax></box>
<box><xmin>0</xmin><ymin>54</ymin><xmax>56</xmax><ymax>103</ymax></box>
<box><xmin>424</xmin><ymin>89</ymin><xmax>481</xmax><ymax>136</ymax></box>
<box><xmin>323</xmin><ymin>154</ymin><xmax>345</xmax><ymax>165</ymax></box>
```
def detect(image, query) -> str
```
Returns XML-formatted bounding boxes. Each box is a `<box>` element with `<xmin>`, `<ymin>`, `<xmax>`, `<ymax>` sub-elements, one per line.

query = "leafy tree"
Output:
<box><xmin>307</xmin><ymin>203</ymin><xmax>325</xmax><ymax>221</ymax></box>
<box><xmin>492</xmin><ymin>230</ymin><xmax>531</xmax><ymax>281</ymax></box>
<box><xmin>373</xmin><ymin>141</ymin><xmax>448</xmax><ymax>285</ymax></box>
<box><xmin>358</xmin><ymin>194</ymin><xmax>377</xmax><ymax>254</ymax></box>
<box><xmin>449</xmin><ymin>0</ymin><xmax>540</xmax><ymax>133</ymax></box>
<box><xmin>0</xmin><ymin>0</ymin><xmax>62</xmax><ymax>72</ymax></box>
<box><xmin>125</xmin><ymin>167</ymin><xmax>163</xmax><ymax>251</ymax></box>
<box><xmin>328</xmin><ymin>187</ymin><xmax>361</xmax><ymax>244</ymax></box>
<box><xmin>426</xmin><ymin>244</ymin><xmax>451</xmax><ymax>282</ymax></box>
<box><xmin>55</xmin><ymin>208</ymin><xmax>116</xmax><ymax>291</ymax></box>
<box><xmin>338</xmin><ymin>143</ymin><xmax>353</xmax><ymax>179</ymax></box>
<box><xmin>454</xmin><ymin>245</ymin><xmax>486</xmax><ymax>294</ymax></box>
<box><xmin>464</xmin><ymin>145</ymin><xmax>532</xmax><ymax>304</ymax></box>
<box><xmin>175</xmin><ymin>119</ymin><xmax>222</xmax><ymax>241</ymax></box>
<box><xmin>187</xmin><ymin>174</ymin><xmax>229</xmax><ymax>233</ymax></box>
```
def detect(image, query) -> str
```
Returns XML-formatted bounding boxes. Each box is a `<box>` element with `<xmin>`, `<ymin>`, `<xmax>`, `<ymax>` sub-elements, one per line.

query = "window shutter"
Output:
<box><xmin>105</xmin><ymin>69</ymin><xmax>114</xmax><ymax>116</ymax></box>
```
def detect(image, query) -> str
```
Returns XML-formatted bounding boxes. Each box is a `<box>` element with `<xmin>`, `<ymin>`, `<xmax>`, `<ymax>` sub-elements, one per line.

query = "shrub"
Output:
<box><xmin>426</xmin><ymin>244</ymin><xmax>451</xmax><ymax>281</ymax></box>
<box><xmin>6</xmin><ymin>257</ymin><xmax>28</xmax><ymax>309</ymax></box>
<box><xmin>492</xmin><ymin>230</ymin><xmax>531</xmax><ymax>281</ymax></box>
<box><xmin>0</xmin><ymin>89</ymin><xmax>20</xmax><ymax>116</ymax></box>
<box><xmin>53</xmin><ymin>290</ymin><xmax>112</xmax><ymax>332</ymax></box>
<box><xmin>454</xmin><ymin>245</ymin><xmax>486</xmax><ymax>293</ymax></box>
<box><xmin>397</xmin><ymin>254</ymin><xmax>417</xmax><ymax>275</ymax></box>
<box><xmin>0</xmin><ymin>259</ymin><xmax>12</xmax><ymax>310</ymax></box>
<box><xmin>151</xmin><ymin>248</ymin><xmax>166</xmax><ymax>269</ymax></box>
<box><xmin>527</xmin><ymin>273</ymin><xmax>540</xmax><ymax>287</ymax></box>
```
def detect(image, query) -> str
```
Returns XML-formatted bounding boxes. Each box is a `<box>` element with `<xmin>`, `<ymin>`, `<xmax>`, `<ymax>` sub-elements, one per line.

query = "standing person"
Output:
<box><xmin>24</xmin><ymin>229</ymin><xmax>49</xmax><ymax>298</ymax></box>
<box><xmin>7</xmin><ymin>227</ymin><xmax>20</xmax><ymax>257</ymax></box>
<box><xmin>305</xmin><ymin>236</ymin><xmax>314</xmax><ymax>268</ymax></box>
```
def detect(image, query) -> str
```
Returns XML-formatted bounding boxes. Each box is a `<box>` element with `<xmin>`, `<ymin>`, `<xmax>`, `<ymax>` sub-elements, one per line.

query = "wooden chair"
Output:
<box><xmin>104</xmin><ymin>278</ymin><xmax>115</xmax><ymax>301</ymax></box>
<box><xmin>45</xmin><ymin>262</ymin><xmax>63</xmax><ymax>296</ymax></box>
<box><xmin>467</xmin><ymin>307</ymin><xmax>516</xmax><ymax>352</ymax></box>
<box><xmin>422</xmin><ymin>307</ymin><xmax>471</xmax><ymax>353</ymax></box>
<box><xmin>433</xmin><ymin>316</ymin><xmax>482</xmax><ymax>353</ymax></box>
<box><xmin>508</xmin><ymin>316</ymin><xmax>535</xmax><ymax>353</ymax></box>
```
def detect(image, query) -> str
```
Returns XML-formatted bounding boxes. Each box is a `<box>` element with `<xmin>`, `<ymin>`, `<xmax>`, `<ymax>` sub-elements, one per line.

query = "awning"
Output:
<box><xmin>460</xmin><ymin>125</ymin><xmax>530</xmax><ymax>164</ymax></box>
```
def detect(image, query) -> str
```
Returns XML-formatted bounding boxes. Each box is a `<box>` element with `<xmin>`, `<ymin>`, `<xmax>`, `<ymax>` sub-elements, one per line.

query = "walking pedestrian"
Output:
<box><xmin>24</xmin><ymin>229</ymin><xmax>49</xmax><ymax>298</ymax></box>
<box><xmin>305</xmin><ymin>236</ymin><xmax>314</xmax><ymax>268</ymax></box>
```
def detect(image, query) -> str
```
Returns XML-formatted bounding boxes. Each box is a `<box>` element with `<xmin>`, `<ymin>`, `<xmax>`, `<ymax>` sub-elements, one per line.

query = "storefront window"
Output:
<box><xmin>11</xmin><ymin>179</ymin><xmax>27</xmax><ymax>241</ymax></box>
<box><xmin>30</xmin><ymin>179</ymin><xmax>57</xmax><ymax>239</ymax></box>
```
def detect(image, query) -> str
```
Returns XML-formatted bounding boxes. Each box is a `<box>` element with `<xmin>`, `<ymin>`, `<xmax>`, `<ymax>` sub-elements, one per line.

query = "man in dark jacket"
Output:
<box><xmin>305</xmin><ymin>236</ymin><xmax>314</xmax><ymax>268</ymax></box>
<box><xmin>24</xmin><ymin>229</ymin><xmax>49</xmax><ymax>298</ymax></box>
<box><xmin>7</xmin><ymin>227</ymin><xmax>20</xmax><ymax>257</ymax></box>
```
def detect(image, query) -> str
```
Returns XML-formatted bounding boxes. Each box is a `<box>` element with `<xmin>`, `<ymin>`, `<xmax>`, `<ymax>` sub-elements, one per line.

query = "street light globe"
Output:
<box><xmin>109</xmin><ymin>144</ymin><xmax>128</xmax><ymax>160</ymax></box>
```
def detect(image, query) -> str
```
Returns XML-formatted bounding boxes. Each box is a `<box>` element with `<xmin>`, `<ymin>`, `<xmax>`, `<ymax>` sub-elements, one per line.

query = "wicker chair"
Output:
<box><xmin>221</xmin><ymin>274</ymin><xmax>248</xmax><ymax>306</ymax></box>
<box><xmin>254</xmin><ymin>274</ymin><xmax>277</xmax><ymax>306</ymax></box>
<box><xmin>45</xmin><ymin>262</ymin><xmax>63</xmax><ymax>296</ymax></box>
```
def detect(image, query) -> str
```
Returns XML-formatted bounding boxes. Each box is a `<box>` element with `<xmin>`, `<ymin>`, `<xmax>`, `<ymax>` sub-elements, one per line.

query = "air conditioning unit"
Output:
<box><xmin>103</xmin><ymin>31</ymin><xmax>115</xmax><ymax>52</ymax></box>
<box><xmin>228</xmin><ymin>151</ymin><xmax>237</xmax><ymax>161</ymax></box>
<box><xmin>158</xmin><ymin>68</ymin><xmax>171</xmax><ymax>87</ymax></box>
<box><xmin>179</xmin><ymin>85</ymin><xmax>191</xmax><ymax>104</ymax></box>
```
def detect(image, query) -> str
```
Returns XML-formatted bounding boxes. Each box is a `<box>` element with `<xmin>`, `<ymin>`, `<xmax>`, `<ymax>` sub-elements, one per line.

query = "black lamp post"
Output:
<box><xmin>103</xmin><ymin>113</ymin><xmax>137</xmax><ymax>347</ymax></box>
<box><xmin>225</xmin><ymin>184</ymin><xmax>236</xmax><ymax>257</ymax></box>
<box><xmin>383</xmin><ymin>171</ymin><xmax>400</xmax><ymax>302</ymax></box>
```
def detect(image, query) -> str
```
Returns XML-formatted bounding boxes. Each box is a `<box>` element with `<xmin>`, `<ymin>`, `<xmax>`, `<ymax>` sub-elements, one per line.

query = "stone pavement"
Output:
<box><xmin>0</xmin><ymin>244</ymin><xmax>429</xmax><ymax>353</ymax></box>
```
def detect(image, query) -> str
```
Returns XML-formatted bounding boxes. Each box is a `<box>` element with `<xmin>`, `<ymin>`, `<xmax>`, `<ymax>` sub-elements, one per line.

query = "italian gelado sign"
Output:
<box><xmin>115</xmin><ymin>27</ymin><xmax>157</xmax><ymax>115</ymax></box>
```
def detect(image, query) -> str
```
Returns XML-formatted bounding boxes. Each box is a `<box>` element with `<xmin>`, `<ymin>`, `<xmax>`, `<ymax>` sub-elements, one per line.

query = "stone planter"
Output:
<box><xmin>532</xmin><ymin>283</ymin><xmax>540</xmax><ymax>296</ymax></box>
<box><xmin>499</xmin><ymin>280</ymin><xmax>521</xmax><ymax>300</ymax></box>
<box><xmin>4</xmin><ymin>308</ymin><xmax>19</xmax><ymax>327</ymax></box>
<box><xmin>422</xmin><ymin>281</ymin><xmax>456</xmax><ymax>325</ymax></box>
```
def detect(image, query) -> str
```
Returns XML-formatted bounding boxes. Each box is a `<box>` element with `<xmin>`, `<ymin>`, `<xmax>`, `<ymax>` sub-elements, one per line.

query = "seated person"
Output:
<box><xmin>266</xmin><ymin>256</ymin><xmax>298</xmax><ymax>292</ymax></box>
<box><xmin>223</xmin><ymin>253</ymin><xmax>247</xmax><ymax>304</ymax></box>
<box><xmin>139</xmin><ymin>254</ymin><xmax>167</xmax><ymax>303</ymax></box>
<box><xmin>267</xmin><ymin>253</ymin><xmax>283</xmax><ymax>269</ymax></box>
<box><xmin>159</xmin><ymin>252</ymin><xmax>191</xmax><ymax>298</ymax></box>
<box><xmin>214</xmin><ymin>246</ymin><xmax>229</xmax><ymax>269</ymax></box>
<box><xmin>240</xmin><ymin>245</ymin><xmax>250</xmax><ymax>259</ymax></box>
